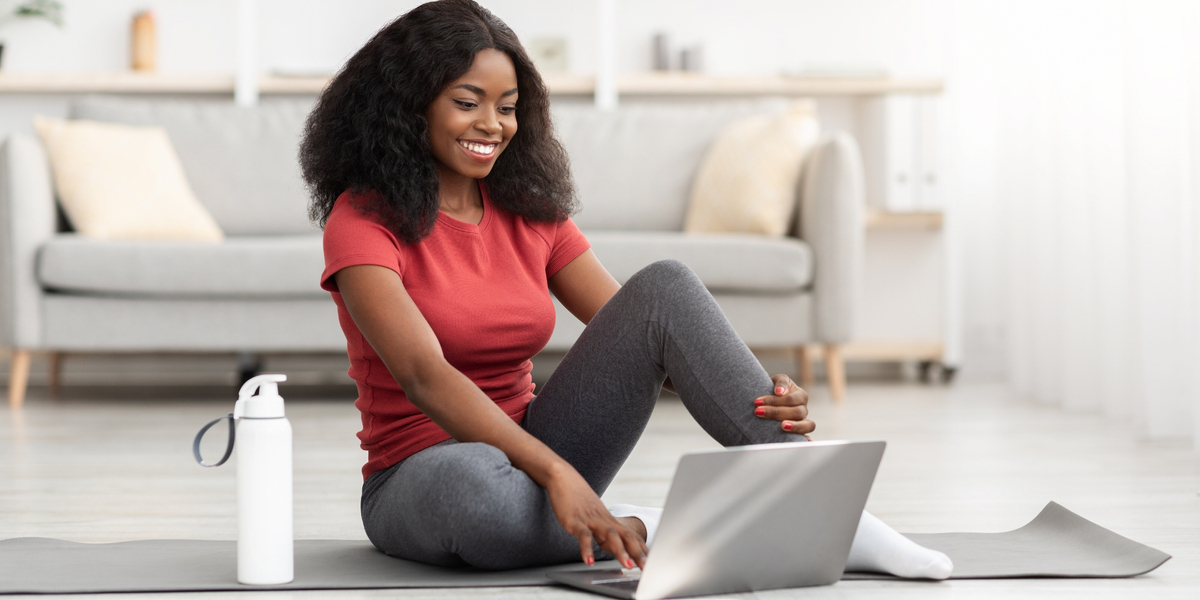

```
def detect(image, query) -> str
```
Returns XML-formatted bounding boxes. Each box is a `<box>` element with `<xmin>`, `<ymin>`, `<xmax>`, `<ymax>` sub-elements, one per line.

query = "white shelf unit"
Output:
<box><xmin>855</xmin><ymin>92</ymin><xmax>957</xmax><ymax>380</ymax></box>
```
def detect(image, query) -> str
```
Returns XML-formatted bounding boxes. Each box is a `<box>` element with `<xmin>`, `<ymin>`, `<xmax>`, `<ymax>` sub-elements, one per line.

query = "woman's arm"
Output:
<box><xmin>335</xmin><ymin>264</ymin><xmax>645</xmax><ymax>568</ymax></box>
<box><xmin>548</xmin><ymin>249</ymin><xmax>621</xmax><ymax>325</ymax></box>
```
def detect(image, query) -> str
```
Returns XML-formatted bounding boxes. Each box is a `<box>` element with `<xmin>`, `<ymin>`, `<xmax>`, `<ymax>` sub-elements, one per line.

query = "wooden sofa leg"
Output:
<box><xmin>47</xmin><ymin>352</ymin><xmax>64</xmax><ymax>397</ymax></box>
<box><xmin>794</xmin><ymin>346</ymin><xmax>814</xmax><ymax>390</ymax></box>
<box><xmin>8</xmin><ymin>350</ymin><xmax>31</xmax><ymax>409</ymax></box>
<box><xmin>825</xmin><ymin>344</ymin><xmax>846</xmax><ymax>402</ymax></box>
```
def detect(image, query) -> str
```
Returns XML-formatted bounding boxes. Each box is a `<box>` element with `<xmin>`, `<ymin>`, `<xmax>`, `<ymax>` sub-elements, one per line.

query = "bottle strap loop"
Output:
<box><xmin>193</xmin><ymin>413</ymin><xmax>236</xmax><ymax>467</ymax></box>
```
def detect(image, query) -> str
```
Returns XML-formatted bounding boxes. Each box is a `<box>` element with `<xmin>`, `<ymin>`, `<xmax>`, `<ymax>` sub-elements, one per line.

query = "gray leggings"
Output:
<box><xmin>360</xmin><ymin>260</ymin><xmax>800</xmax><ymax>570</ymax></box>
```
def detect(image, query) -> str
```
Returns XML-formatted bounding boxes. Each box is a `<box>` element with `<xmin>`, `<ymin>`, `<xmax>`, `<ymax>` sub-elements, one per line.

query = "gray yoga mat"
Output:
<box><xmin>0</xmin><ymin>502</ymin><xmax>1170</xmax><ymax>595</ymax></box>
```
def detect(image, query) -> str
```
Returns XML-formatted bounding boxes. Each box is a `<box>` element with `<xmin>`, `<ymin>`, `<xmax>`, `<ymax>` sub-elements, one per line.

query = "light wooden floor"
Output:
<box><xmin>2</xmin><ymin>381</ymin><xmax>1198</xmax><ymax>599</ymax></box>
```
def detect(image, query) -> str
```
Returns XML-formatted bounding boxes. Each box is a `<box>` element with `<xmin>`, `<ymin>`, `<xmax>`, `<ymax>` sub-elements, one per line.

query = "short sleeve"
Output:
<box><xmin>545</xmin><ymin>217</ymin><xmax>591</xmax><ymax>277</ymax></box>
<box><xmin>320</xmin><ymin>193</ymin><xmax>404</xmax><ymax>292</ymax></box>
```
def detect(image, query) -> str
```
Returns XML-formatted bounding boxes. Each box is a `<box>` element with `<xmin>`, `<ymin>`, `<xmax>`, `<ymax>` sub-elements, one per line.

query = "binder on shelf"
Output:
<box><xmin>862</xmin><ymin>94</ymin><xmax>942</xmax><ymax>213</ymax></box>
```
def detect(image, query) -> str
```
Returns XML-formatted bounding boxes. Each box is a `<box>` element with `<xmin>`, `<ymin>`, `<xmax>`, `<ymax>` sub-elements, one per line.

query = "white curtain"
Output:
<box><xmin>945</xmin><ymin>0</ymin><xmax>1200</xmax><ymax>446</ymax></box>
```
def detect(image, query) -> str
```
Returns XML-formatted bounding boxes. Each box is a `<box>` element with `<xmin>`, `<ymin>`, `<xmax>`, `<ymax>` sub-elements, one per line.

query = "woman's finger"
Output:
<box><xmin>769</xmin><ymin>374</ymin><xmax>795</xmax><ymax>396</ymax></box>
<box><xmin>575</xmin><ymin>526</ymin><xmax>596</xmax><ymax>566</ymax></box>
<box><xmin>755</xmin><ymin>388</ymin><xmax>809</xmax><ymax>408</ymax></box>
<box><xmin>597</xmin><ymin>525</ymin><xmax>635</xmax><ymax>569</ymax></box>
<box><xmin>756</xmin><ymin>378</ymin><xmax>808</xmax><ymax>407</ymax></box>
<box><xmin>754</xmin><ymin>403</ymin><xmax>808</xmax><ymax>422</ymax></box>
<box><xmin>781</xmin><ymin>419</ymin><xmax>816</xmax><ymax>434</ymax></box>
<box><xmin>620</xmin><ymin>527</ymin><xmax>648</xmax><ymax>569</ymax></box>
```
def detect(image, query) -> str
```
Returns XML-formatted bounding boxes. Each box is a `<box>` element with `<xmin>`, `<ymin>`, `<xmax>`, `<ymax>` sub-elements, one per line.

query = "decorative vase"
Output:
<box><xmin>131</xmin><ymin>10</ymin><xmax>155</xmax><ymax>71</ymax></box>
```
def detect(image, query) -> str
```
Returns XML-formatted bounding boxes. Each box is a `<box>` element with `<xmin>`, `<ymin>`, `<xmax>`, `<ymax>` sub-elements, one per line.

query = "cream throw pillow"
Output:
<box><xmin>683</xmin><ymin>101</ymin><xmax>819</xmax><ymax>236</ymax></box>
<box><xmin>33</xmin><ymin>116</ymin><xmax>224</xmax><ymax>242</ymax></box>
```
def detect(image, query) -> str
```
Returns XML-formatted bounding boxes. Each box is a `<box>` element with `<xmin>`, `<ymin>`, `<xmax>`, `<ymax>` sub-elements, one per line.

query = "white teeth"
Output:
<box><xmin>459</xmin><ymin>141</ymin><xmax>496</xmax><ymax>156</ymax></box>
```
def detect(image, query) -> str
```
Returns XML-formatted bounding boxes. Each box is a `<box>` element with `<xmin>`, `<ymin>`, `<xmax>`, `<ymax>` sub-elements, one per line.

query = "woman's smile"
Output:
<box><xmin>458</xmin><ymin>138</ymin><xmax>499</xmax><ymax>160</ymax></box>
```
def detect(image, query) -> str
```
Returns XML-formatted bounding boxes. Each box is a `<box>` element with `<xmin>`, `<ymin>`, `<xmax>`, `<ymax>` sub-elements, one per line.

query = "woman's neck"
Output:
<box><xmin>437</xmin><ymin>167</ymin><xmax>484</xmax><ymax>224</ymax></box>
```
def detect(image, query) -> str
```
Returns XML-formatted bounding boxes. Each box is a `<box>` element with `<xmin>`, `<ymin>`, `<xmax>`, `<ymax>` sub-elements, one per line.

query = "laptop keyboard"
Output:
<box><xmin>594</xmin><ymin>578</ymin><xmax>640</xmax><ymax>592</ymax></box>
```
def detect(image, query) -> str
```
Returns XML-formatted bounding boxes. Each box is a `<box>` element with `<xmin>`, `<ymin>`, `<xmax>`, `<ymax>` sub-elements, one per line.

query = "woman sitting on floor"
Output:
<box><xmin>300</xmin><ymin>0</ymin><xmax>951</xmax><ymax>579</ymax></box>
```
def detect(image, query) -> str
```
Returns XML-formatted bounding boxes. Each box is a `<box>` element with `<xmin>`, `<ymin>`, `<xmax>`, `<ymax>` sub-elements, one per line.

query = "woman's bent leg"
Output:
<box><xmin>526</xmin><ymin>259</ymin><xmax>798</xmax><ymax>493</ymax></box>
<box><xmin>360</xmin><ymin>441</ymin><xmax>582</xmax><ymax>570</ymax></box>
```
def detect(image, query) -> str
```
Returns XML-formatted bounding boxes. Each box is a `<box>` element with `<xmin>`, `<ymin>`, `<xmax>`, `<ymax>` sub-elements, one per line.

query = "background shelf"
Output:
<box><xmin>864</xmin><ymin>210</ymin><xmax>944</xmax><ymax>229</ymax></box>
<box><xmin>0</xmin><ymin>72</ymin><xmax>944</xmax><ymax>97</ymax></box>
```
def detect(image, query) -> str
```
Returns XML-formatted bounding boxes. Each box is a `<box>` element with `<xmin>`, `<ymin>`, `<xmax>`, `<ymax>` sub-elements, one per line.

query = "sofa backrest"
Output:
<box><xmin>551</xmin><ymin>98</ymin><xmax>791</xmax><ymax>231</ymax></box>
<box><xmin>69</xmin><ymin>96</ymin><xmax>796</xmax><ymax>236</ymax></box>
<box><xmin>71</xmin><ymin>97</ymin><xmax>316</xmax><ymax>236</ymax></box>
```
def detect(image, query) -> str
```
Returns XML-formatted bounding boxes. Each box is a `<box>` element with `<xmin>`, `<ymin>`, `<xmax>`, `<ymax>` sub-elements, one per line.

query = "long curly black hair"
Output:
<box><xmin>299</xmin><ymin>0</ymin><xmax>576</xmax><ymax>244</ymax></box>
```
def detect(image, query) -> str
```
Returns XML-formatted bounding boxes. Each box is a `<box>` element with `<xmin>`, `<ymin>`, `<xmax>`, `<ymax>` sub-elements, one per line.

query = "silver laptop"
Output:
<box><xmin>548</xmin><ymin>440</ymin><xmax>885</xmax><ymax>600</ymax></box>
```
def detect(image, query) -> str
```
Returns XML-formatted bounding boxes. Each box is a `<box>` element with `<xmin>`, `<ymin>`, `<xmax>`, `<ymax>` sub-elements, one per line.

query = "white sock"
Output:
<box><xmin>844</xmin><ymin>511</ymin><xmax>953</xmax><ymax>579</ymax></box>
<box><xmin>608</xmin><ymin>504</ymin><xmax>663</xmax><ymax>546</ymax></box>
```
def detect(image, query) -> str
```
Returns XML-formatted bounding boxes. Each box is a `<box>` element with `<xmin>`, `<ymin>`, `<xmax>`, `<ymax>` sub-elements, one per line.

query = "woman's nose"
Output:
<box><xmin>475</xmin><ymin>114</ymin><xmax>501</xmax><ymax>135</ymax></box>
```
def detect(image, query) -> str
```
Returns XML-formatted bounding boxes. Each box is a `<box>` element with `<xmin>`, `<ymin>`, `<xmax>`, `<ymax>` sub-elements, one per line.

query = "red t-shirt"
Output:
<box><xmin>320</xmin><ymin>186</ymin><xmax>590</xmax><ymax>480</ymax></box>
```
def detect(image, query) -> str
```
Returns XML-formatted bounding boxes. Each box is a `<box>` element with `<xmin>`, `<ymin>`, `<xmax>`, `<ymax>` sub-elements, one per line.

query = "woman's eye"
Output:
<box><xmin>453</xmin><ymin>100</ymin><xmax>477</xmax><ymax>109</ymax></box>
<box><xmin>499</xmin><ymin>106</ymin><xmax>516</xmax><ymax>115</ymax></box>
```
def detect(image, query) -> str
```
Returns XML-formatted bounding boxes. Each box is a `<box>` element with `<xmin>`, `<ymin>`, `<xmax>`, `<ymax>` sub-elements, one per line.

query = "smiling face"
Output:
<box><xmin>425</xmin><ymin>48</ymin><xmax>519</xmax><ymax>182</ymax></box>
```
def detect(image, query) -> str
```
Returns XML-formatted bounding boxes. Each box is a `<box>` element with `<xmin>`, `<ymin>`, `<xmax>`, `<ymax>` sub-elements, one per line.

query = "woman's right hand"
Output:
<box><xmin>545</xmin><ymin>466</ymin><xmax>647</xmax><ymax>569</ymax></box>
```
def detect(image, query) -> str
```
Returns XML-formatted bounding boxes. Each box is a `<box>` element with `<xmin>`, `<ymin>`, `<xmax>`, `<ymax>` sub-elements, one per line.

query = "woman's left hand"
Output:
<box><xmin>754</xmin><ymin>374</ymin><xmax>814</xmax><ymax>439</ymax></box>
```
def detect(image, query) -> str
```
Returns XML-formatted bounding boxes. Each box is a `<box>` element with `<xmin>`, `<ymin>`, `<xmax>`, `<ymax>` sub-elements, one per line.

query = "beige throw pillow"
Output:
<box><xmin>683</xmin><ymin>101</ymin><xmax>819</xmax><ymax>236</ymax></box>
<box><xmin>33</xmin><ymin>116</ymin><xmax>224</xmax><ymax>242</ymax></box>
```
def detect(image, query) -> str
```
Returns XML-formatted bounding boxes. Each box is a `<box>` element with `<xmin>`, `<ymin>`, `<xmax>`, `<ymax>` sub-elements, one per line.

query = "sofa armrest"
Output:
<box><xmin>797</xmin><ymin>133</ymin><xmax>864</xmax><ymax>344</ymax></box>
<box><xmin>0</xmin><ymin>134</ymin><xmax>56</xmax><ymax>349</ymax></box>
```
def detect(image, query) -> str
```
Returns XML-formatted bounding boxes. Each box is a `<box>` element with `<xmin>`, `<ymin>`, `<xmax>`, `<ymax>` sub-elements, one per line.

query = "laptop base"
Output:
<box><xmin>547</xmin><ymin>569</ymin><xmax>641</xmax><ymax>600</ymax></box>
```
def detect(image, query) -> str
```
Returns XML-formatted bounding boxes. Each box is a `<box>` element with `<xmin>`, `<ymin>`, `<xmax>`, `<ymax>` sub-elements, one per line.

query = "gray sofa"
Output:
<box><xmin>0</xmin><ymin>96</ymin><xmax>863</xmax><ymax>407</ymax></box>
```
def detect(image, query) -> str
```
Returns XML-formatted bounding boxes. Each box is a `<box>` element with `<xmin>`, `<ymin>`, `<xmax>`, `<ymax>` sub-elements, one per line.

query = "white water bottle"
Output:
<box><xmin>233</xmin><ymin>374</ymin><xmax>294</xmax><ymax>585</ymax></box>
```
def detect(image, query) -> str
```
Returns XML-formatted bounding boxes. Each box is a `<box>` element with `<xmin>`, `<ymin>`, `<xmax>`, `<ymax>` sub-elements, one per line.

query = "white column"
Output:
<box><xmin>236</xmin><ymin>0</ymin><xmax>259</xmax><ymax>107</ymax></box>
<box><xmin>594</xmin><ymin>0</ymin><xmax>618</xmax><ymax>111</ymax></box>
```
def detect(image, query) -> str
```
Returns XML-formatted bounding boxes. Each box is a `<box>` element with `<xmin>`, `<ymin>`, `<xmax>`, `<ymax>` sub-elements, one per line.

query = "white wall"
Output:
<box><xmin>0</xmin><ymin>1</ymin><xmax>950</xmax><ymax>78</ymax></box>
<box><xmin>0</xmin><ymin>0</ymin><xmax>237</xmax><ymax>74</ymax></box>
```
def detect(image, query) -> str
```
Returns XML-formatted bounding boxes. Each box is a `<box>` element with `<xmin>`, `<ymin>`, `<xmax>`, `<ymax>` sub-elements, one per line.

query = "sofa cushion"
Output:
<box><xmin>586</xmin><ymin>231</ymin><xmax>812</xmax><ymax>293</ymax></box>
<box><xmin>71</xmin><ymin>97</ymin><xmax>316</xmax><ymax>236</ymax></box>
<box><xmin>38</xmin><ymin>234</ymin><xmax>325</xmax><ymax>298</ymax></box>
<box><xmin>684</xmin><ymin>101</ymin><xmax>819</xmax><ymax>236</ymax></box>
<box><xmin>552</xmin><ymin>99</ymin><xmax>791</xmax><ymax>232</ymax></box>
<box><xmin>33</xmin><ymin>116</ymin><xmax>224</xmax><ymax>242</ymax></box>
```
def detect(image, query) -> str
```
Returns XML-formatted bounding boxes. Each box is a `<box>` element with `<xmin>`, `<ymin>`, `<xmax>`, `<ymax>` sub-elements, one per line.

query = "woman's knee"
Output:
<box><xmin>408</xmin><ymin>444</ymin><xmax>566</xmax><ymax>568</ymax></box>
<box><xmin>363</xmin><ymin>442</ymin><xmax>583</xmax><ymax>569</ymax></box>
<box><xmin>624</xmin><ymin>259</ymin><xmax>705</xmax><ymax>297</ymax></box>
<box><xmin>362</xmin><ymin>443</ymin><xmax>515</xmax><ymax>551</ymax></box>
<box><xmin>403</xmin><ymin>443</ymin><xmax>516</xmax><ymax>514</ymax></box>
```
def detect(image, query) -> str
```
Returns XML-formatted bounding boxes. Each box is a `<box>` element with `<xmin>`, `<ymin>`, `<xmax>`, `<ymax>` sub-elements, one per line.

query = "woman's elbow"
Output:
<box><xmin>389</xmin><ymin>352</ymin><xmax>454</xmax><ymax>397</ymax></box>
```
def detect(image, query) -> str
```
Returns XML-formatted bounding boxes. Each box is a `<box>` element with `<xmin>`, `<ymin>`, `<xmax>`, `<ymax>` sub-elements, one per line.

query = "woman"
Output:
<box><xmin>302</xmin><ymin>0</ymin><xmax>951</xmax><ymax>578</ymax></box>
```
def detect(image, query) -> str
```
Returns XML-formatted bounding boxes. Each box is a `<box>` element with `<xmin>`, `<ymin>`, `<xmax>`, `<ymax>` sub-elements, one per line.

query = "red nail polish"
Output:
<box><xmin>776</xmin><ymin>387</ymin><xmax>786</xmax><ymax>395</ymax></box>
<box><xmin>586</xmin><ymin>557</ymin><xmax>594</xmax><ymax>566</ymax></box>
<box><xmin>626</xmin><ymin>559</ymin><xmax>634</xmax><ymax>568</ymax></box>
<box><xmin>783</xmin><ymin>422</ymin><xmax>793</xmax><ymax>430</ymax></box>
<box><xmin>755</xmin><ymin>407</ymin><xmax>765</xmax><ymax>416</ymax></box>
<box><xmin>754</xmin><ymin>398</ymin><xmax>764</xmax><ymax>406</ymax></box>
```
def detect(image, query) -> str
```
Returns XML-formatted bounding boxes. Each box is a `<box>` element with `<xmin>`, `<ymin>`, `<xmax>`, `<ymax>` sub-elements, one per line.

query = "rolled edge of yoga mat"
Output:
<box><xmin>842</xmin><ymin>501</ymin><xmax>1172</xmax><ymax>580</ymax></box>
